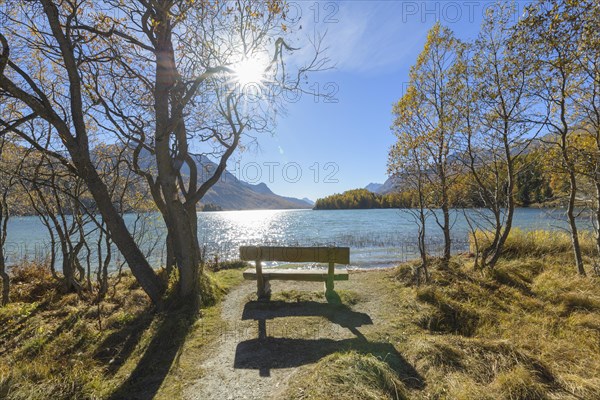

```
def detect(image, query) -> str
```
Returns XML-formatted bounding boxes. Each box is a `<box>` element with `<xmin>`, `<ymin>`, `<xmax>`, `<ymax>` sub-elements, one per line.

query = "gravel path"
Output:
<box><xmin>184</xmin><ymin>278</ymin><xmax>366</xmax><ymax>400</ymax></box>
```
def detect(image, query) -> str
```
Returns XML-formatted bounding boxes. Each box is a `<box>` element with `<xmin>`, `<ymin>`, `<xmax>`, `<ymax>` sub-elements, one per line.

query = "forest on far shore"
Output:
<box><xmin>315</xmin><ymin>147</ymin><xmax>556</xmax><ymax>210</ymax></box>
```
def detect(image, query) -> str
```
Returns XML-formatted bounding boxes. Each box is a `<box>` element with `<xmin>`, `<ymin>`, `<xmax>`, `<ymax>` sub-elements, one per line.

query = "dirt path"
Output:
<box><xmin>184</xmin><ymin>277</ymin><xmax>370</xmax><ymax>400</ymax></box>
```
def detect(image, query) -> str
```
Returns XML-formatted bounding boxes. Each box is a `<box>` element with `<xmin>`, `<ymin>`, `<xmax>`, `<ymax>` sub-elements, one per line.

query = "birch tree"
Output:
<box><xmin>457</xmin><ymin>2</ymin><xmax>538</xmax><ymax>268</ymax></box>
<box><xmin>397</xmin><ymin>23</ymin><xmax>463</xmax><ymax>266</ymax></box>
<box><xmin>517</xmin><ymin>0</ymin><xmax>590</xmax><ymax>275</ymax></box>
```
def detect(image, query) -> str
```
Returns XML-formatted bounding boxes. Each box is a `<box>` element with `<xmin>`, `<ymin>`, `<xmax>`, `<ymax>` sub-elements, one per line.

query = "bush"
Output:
<box><xmin>491</xmin><ymin>365</ymin><xmax>548</xmax><ymax>400</ymax></box>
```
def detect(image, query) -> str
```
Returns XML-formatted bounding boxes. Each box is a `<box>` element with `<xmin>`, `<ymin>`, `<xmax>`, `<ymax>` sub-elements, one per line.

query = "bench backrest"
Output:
<box><xmin>239</xmin><ymin>246</ymin><xmax>350</xmax><ymax>264</ymax></box>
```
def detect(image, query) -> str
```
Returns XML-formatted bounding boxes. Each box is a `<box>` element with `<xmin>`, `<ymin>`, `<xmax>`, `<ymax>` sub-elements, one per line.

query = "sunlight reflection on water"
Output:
<box><xmin>5</xmin><ymin>208</ymin><xmax>591</xmax><ymax>270</ymax></box>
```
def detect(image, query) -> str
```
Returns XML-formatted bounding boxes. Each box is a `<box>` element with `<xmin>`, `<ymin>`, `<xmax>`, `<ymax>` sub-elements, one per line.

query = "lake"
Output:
<box><xmin>4</xmin><ymin>208</ymin><xmax>591</xmax><ymax>270</ymax></box>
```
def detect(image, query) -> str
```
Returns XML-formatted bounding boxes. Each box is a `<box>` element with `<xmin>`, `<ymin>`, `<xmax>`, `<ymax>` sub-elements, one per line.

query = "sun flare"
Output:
<box><xmin>232</xmin><ymin>56</ymin><xmax>268</xmax><ymax>87</ymax></box>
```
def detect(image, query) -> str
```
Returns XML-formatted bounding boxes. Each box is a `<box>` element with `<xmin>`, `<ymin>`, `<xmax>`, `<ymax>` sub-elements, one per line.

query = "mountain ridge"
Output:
<box><xmin>189</xmin><ymin>156</ymin><xmax>312</xmax><ymax>210</ymax></box>
<box><xmin>134</xmin><ymin>150</ymin><xmax>312</xmax><ymax>210</ymax></box>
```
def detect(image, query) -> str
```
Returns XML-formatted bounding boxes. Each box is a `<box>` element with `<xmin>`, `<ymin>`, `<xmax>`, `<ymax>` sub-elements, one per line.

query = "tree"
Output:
<box><xmin>515</xmin><ymin>153</ymin><xmax>552</xmax><ymax>206</ymax></box>
<box><xmin>395</xmin><ymin>23</ymin><xmax>463</xmax><ymax>266</ymax></box>
<box><xmin>314</xmin><ymin>189</ymin><xmax>384</xmax><ymax>210</ymax></box>
<box><xmin>389</xmin><ymin>89</ymin><xmax>432</xmax><ymax>282</ymax></box>
<box><xmin>457</xmin><ymin>2</ymin><xmax>538</xmax><ymax>269</ymax></box>
<box><xmin>0</xmin><ymin>136</ymin><xmax>20</xmax><ymax>305</ymax></box>
<box><xmin>517</xmin><ymin>0</ymin><xmax>591</xmax><ymax>275</ymax></box>
<box><xmin>572</xmin><ymin>0</ymin><xmax>600</xmax><ymax>259</ymax></box>
<box><xmin>0</xmin><ymin>0</ymin><xmax>164</xmax><ymax>302</ymax></box>
<box><xmin>22</xmin><ymin>150</ymin><xmax>90</xmax><ymax>293</ymax></box>
<box><xmin>80</xmin><ymin>0</ymin><xmax>325</xmax><ymax>299</ymax></box>
<box><xmin>1</xmin><ymin>0</ymin><xmax>324</xmax><ymax>302</ymax></box>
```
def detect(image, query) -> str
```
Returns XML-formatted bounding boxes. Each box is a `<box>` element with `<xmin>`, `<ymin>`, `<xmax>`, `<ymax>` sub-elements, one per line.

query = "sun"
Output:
<box><xmin>232</xmin><ymin>56</ymin><xmax>269</xmax><ymax>87</ymax></box>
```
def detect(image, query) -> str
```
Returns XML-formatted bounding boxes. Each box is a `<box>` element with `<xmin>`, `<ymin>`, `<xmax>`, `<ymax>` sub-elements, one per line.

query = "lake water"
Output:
<box><xmin>4</xmin><ymin>208</ymin><xmax>591</xmax><ymax>270</ymax></box>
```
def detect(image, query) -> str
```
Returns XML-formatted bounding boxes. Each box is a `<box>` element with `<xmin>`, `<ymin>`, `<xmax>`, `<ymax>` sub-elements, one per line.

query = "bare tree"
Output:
<box><xmin>0</xmin><ymin>0</ymin><xmax>164</xmax><ymax>302</ymax></box>
<box><xmin>396</xmin><ymin>23</ymin><xmax>463</xmax><ymax>267</ymax></box>
<box><xmin>78</xmin><ymin>0</ymin><xmax>327</xmax><ymax>298</ymax></box>
<box><xmin>19</xmin><ymin>142</ymin><xmax>92</xmax><ymax>293</ymax></box>
<box><xmin>389</xmin><ymin>122</ymin><xmax>431</xmax><ymax>283</ymax></box>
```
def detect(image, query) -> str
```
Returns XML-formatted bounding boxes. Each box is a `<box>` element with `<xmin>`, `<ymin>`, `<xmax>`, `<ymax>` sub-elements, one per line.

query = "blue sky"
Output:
<box><xmin>230</xmin><ymin>1</ymin><xmax>530</xmax><ymax>201</ymax></box>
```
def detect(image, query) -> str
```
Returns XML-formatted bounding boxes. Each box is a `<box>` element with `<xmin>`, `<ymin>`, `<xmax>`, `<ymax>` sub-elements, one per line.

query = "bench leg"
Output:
<box><xmin>257</xmin><ymin>280</ymin><xmax>271</xmax><ymax>300</ymax></box>
<box><xmin>263</xmin><ymin>279</ymin><xmax>271</xmax><ymax>300</ymax></box>
<box><xmin>325</xmin><ymin>261</ymin><xmax>335</xmax><ymax>296</ymax></box>
<box><xmin>256</xmin><ymin>259</ymin><xmax>270</xmax><ymax>300</ymax></box>
<box><xmin>257</xmin><ymin>275</ymin><xmax>265</xmax><ymax>299</ymax></box>
<box><xmin>325</xmin><ymin>280</ymin><xmax>334</xmax><ymax>295</ymax></box>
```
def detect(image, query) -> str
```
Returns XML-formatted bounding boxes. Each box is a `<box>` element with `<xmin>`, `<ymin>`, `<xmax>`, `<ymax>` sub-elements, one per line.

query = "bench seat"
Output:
<box><xmin>243</xmin><ymin>268</ymin><xmax>349</xmax><ymax>282</ymax></box>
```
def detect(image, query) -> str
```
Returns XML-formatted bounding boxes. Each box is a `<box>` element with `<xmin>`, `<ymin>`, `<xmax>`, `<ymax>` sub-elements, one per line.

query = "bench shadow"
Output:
<box><xmin>234</xmin><ymin>298</ymin><xmax>424</xmax><ymax>389</ymax></box>
<box><xmin>242</xmin><ymin>299</ymin><xmax>372</xmax><ymax>336</ymax></box>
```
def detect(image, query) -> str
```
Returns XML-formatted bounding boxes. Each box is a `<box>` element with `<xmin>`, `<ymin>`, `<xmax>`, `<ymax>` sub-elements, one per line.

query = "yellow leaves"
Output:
<box><xmin>149</xmin><ymin>17</ymin><xmax>160</xmax><ymax>28</ymax></box>
<box><xmin>267</xmin><ymin>0</ymin><xmax>283</xmax><ymax>15</ymax></box>
<box><xmin>244</xmin><ymin>5</ymin><xmax>263</xmax><ymax>19</ymax></box>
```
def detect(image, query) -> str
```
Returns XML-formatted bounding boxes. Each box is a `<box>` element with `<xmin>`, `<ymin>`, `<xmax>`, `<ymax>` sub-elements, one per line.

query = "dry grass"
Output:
<box><xmin>473</xmin><ymin>228</ymin><xmax>598</xmax><ymax>259</ymax></box>
<box><xmin>3</xmin><ymin>231</ymin><xmax>600</xmax><ymax>400</ymax></box>
<box><xmin>0</xmin><ymin>263</ymin><xmax>246</xmax><ymax>400</ymax></box>
<box><xmin>285</xmin><ymin>351</ymin><xmax>409</xmax><ymax>400</ymax></box>
<box><xmin>282</xmin><ymin>231</ymin><xmax>600</xmax><ymax>400</ymax></box>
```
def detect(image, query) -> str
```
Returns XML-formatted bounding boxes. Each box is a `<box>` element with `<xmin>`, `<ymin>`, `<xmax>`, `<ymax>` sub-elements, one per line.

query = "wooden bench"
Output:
<box><xmin>240</xmin><ymin>246</ymin><xmax>350</xmax><ymax>299</ymax></box>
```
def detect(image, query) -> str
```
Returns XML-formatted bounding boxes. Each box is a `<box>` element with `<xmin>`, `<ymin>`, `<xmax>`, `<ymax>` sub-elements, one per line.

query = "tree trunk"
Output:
<box><xmin>596</xmin><ymin>182</ymin><xmax>600</xmax><ymax>258</ymax></box>
<box><xmin>61</xmin><ymin>243</ymin><xmax>75</xmax><ymax>292</ymax></box>
<box><xmin>417</xmin><ymin>206</ymin><xmax>429</xmax><ymax>284</ymax></box>
<box><xmin>153</xmin><ymin>15</ymin><xmax>204</xmax><ymax>299</ymax></box>
<box><xmin>0</xmin><ymin>247</ymin><xmax>8</xmax><ymax>306</ymax></box>
<box><xmin>488</xmin><ymin>135</ymin><xmax>516</xmax><ymax>269</ymax></box>
<box><xmin>441</xmin><ymin>204</ymin><xmax>451</xmax><ymax>266</ymax></box>
<box><xmin>185</xmin><ymin>202</ymin><xmax>202</xmax><ymax>265</ymax></box>
<box><xmin>167</xmin><ymin>202</ymin><xmax>200</xmax><ymax>297</ymax></box>
<box><xmin>79</xmin><ymin>161</ymin><xmax>165</xmax><ymax>303</ymax></box>
<box><xmin>159</xmin><ymin>202</ymin><xmax>201</xmax><ymax>298</ymax></box>
<box><xmin>439</xmin><ymin>163</ymin><xmax>451</xmax><ymax>266</ymax></box>
<box><xmin>567</xmin><ymin>169</ymin><xmax>586</xmax><ymax>276</ymax></box>
<box><xmin>165</xmin><ymin>230</ymin><xmax>176</xmax><ymax>277</ymax></box>
<box><xmin>0</xmin><ymin>206</ymin><xmax>8</xmax><ymax>306</ymax></box>
<box><xmin>482</xmin><ymin>208</ymin><xmax>502</xmax><ymax>267</ymax></box>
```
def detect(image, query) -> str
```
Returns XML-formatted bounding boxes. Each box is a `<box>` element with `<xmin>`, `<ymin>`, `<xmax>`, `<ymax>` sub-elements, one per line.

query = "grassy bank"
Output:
<box><xmin>0</xmin><ymin>262</ymin><xmax>246</xmax><ymax>400</ymax></box>
<box><xmin>473</xmin><ymin>228</ymin><xmax>598</xmax><ymax>259</ymax></box>
<box><xmin>283</xmin><ymin>235</ymin><xmax>600</xmax><ymax>399</ymax></box>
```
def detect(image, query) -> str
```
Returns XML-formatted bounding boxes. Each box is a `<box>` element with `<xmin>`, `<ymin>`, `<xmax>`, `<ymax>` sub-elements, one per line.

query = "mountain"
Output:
<box><xmin>301</xmin><ymin>197</ymin><xmax>315</xmax><ymax>206</ymax></box>
<box><xmin>134</xmin><ymin>149</ymin><xmax>311</xmax><ymax>210</ymax></box>
<box><xmin>377</xmin><ymin>175</ymin><xmax>404</xmax><ymax>194</ymax></box>
<box><xmin>365</xmin><ymin>183</ymin><xmax>383</xmax><ymax>193</ymax></box>
<box><xmin>363</xmin><ymin>178</ymin><xmax>401</xmax><ymax>195</ymax></box>
<box><xmin>191</xmin><ymin>158</ymin><xmax>312</xmax><ymax>210</ymax></box>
